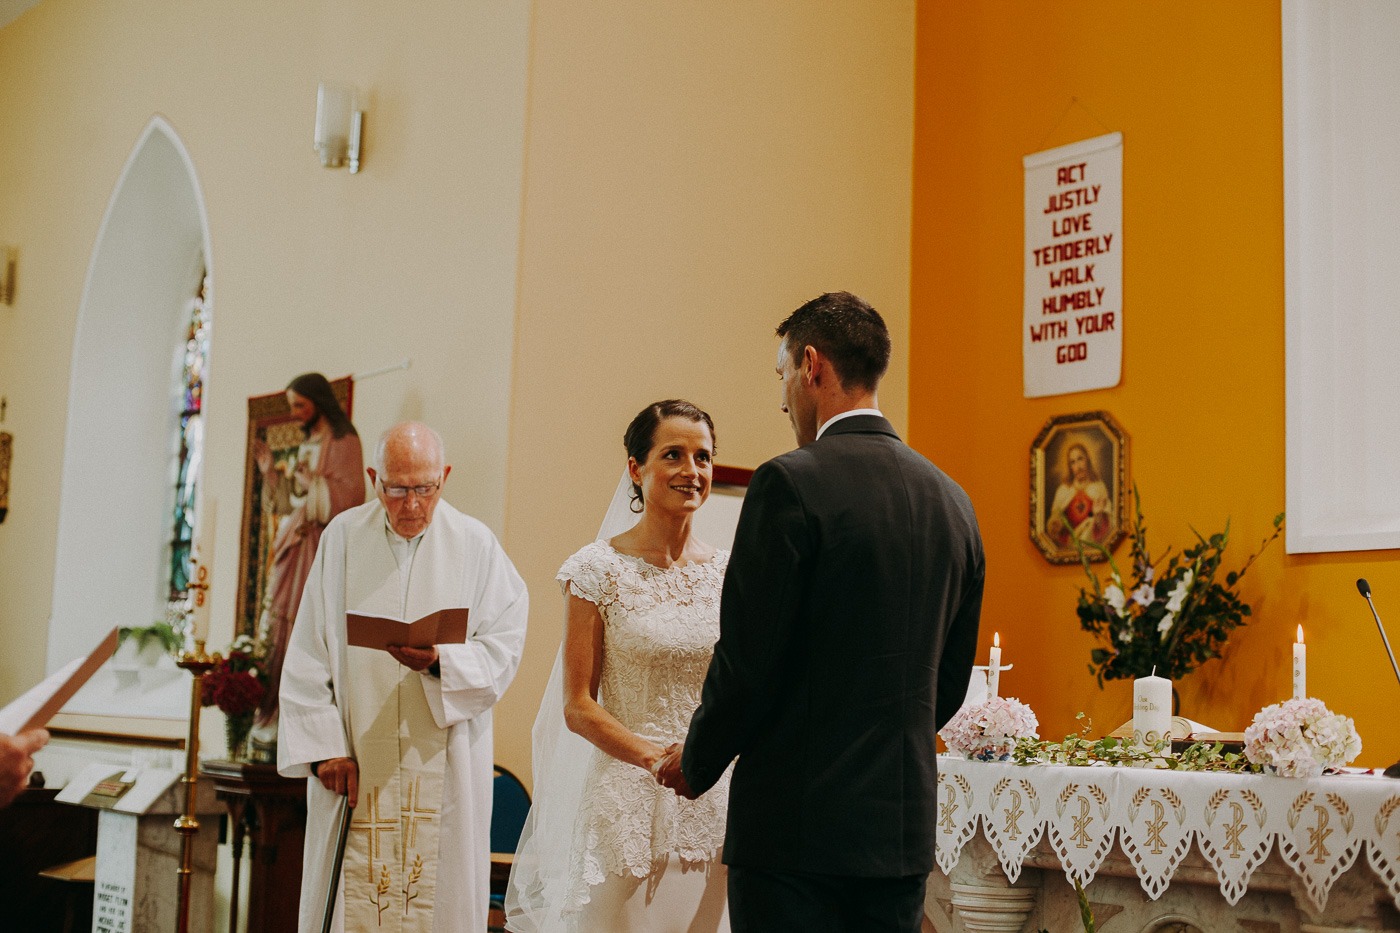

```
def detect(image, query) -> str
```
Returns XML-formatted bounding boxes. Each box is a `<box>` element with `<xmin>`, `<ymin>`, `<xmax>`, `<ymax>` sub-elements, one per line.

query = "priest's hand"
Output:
<box><xmin>317</xmin><ymin>757</ymin><xmax>359</xmax><ymax>807</ymax></box>
<box><xmin>387</xmin><ymin>645</ymin><xmax>438</xmax><ymax>672</ymax></box>
<box><xmin>0</xmin><ymin>729</ymin><xmax>48</xmax><ymax>809</ymax></box>
<box><xmin>655</xmin><ymin>745</ymin><xmax>697</xmax><ymax>800</ymax></box>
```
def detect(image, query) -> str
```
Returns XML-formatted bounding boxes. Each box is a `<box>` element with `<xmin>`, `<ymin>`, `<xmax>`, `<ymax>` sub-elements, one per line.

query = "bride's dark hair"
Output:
<box><xmin>623</xmin><ymin>399</ymin><xmax>716</xmax><ymax>512</ymax></box>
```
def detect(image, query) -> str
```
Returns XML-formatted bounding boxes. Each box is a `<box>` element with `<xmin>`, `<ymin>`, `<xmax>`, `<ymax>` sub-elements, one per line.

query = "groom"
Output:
<box><xmin>658</xmin><ymin>292</ymin><xmax>985</xmax><ymax>932</ymax></box>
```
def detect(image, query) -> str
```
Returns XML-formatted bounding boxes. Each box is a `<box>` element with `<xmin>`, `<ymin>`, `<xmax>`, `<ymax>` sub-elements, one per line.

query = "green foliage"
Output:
<box><xmin>1010</xmin><ymin>714</ymin><xmax>1260</xmax><ymax>773</ymax></box>
<box><xmin>117</xmin><ymin>621</ymin><xmax>183</xmax><ymax>656</ymax></box>
<box><xmin>1075</xmin><ymin>879</ymin><xmax>1096</xmax><ymax>933</ymax></box>
<box><xmin>1074</xmin><ymin>488</ymin><xmax>1283</xmax><ymax>686</ymax></box>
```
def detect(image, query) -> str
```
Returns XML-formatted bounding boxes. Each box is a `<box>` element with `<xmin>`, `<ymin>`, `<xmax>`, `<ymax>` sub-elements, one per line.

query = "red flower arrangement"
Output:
<box><xmin>201</xmin><ymin>634</ymin><xmax>269</xmax><ymax>757</ymax></box>
<box><xmin>203</xmin><ymin>659</ymin><xmax>265</xmax><ymax>716</ymax></box>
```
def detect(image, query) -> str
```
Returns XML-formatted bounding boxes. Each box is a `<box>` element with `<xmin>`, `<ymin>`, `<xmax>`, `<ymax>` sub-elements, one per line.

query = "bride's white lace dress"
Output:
<box><xmin>556</xmin><ymin>540</ymin><xmax>731</xmax><ymax>932</ymax></box>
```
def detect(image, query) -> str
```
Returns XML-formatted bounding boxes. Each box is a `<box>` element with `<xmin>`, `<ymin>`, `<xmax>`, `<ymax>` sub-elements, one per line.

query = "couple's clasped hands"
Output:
<box><xmin>650</xmin><ymin>743</ymin><xmax>697</xmax><ymax>799</ymax></box>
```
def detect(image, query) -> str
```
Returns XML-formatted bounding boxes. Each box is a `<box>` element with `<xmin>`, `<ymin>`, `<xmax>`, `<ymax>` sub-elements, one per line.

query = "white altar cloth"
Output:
<box><xmin>935</xmin><ymin>755</ymin><xmax>1400</xmax><ymax>914</ymax></box>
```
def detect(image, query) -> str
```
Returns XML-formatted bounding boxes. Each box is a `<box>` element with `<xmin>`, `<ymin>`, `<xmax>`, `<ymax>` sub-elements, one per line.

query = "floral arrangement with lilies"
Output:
<box><xmin>1243</xmin><ymin>697</ymin><xmax>1362</xmax><ymax>778</ymax></box>
<box><xmin>940</xmin><ymin>696</ymin><xmax>1040</xmax><ymax>761</ymax></box>
<box><xmin>1075</xmin><ymin>488</ymin><xmax>1283</xmax><ymax>686</ymax></box>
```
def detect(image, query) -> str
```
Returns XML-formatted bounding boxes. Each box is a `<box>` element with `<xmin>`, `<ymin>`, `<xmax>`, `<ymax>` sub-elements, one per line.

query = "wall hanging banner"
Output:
<box><xmin>1023</xmin><ymin>132</ymin><xmax>1123</xmax><ymax>398</ymax></box>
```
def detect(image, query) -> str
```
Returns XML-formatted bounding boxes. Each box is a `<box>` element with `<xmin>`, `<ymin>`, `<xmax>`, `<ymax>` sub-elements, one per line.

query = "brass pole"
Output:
<box><xmin>175</xmin><ymin>642</ymin><xmax>216</xmax><ymax>933</ymax></box>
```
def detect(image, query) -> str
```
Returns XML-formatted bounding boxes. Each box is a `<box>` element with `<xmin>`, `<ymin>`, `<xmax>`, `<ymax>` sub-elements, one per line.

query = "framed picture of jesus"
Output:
<box><xmin>236</xmin><ymin>376</ymin><xmax>355</xmax><ymax>638</ymax></box>
<box><xmin>1030</xmin><ymin>410</ymin><xmax>1129</xmax><ymax>564</ymax></box>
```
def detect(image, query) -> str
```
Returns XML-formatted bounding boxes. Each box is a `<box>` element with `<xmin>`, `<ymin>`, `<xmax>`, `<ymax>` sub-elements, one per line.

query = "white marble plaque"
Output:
<box><xmin>94</xmin><ymin>811</ymin><xmax>137</xmax><ymax>933</ymax></box>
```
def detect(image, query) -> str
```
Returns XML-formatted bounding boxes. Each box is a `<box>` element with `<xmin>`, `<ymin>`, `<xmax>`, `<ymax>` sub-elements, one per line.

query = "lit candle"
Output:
<box><xmin>1293</xmin><ymin>625</ymin><xmax>1306</xmax><ymax>700</ymax></box>
<box><xmin>189</xmin><ymin>498</ymin><xmax>216</xmax><ymax>642</ymax></box>
<box><xmin>987</xmin><ymin>632</ymin><xmax>1002</xmax><ymax>698</ymax></box>
<box><xmin>1133</xmin><ymin>669</ymin><xmax>1173</xmax><ymax>749</ymax></box>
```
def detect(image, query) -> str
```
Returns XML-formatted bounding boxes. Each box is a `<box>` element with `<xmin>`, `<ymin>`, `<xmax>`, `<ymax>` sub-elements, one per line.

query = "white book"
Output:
<box><xmin>0</xmin><ymin>627</ymin><xmax>119</xmax><ymax>734</ymax></box>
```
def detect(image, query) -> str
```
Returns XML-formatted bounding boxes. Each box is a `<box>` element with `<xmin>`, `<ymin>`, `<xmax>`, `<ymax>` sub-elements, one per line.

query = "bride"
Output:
<box><xmin>507</xmin><ymin>399</ymin><xmax>731</xmax><ymax>933</ymax></box>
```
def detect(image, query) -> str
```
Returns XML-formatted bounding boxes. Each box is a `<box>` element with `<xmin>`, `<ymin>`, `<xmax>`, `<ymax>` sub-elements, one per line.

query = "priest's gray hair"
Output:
<box><xmin>373</xmin><ymin>421</ymin><xmax>446</xmax><ymax>474</ymax></box>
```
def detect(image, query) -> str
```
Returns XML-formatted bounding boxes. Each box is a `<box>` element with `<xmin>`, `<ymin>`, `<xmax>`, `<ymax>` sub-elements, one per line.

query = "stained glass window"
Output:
<box><xmin>168</xmin><ymin>270</ymin><xmax>210</xmax><ymax>599</ymax></box>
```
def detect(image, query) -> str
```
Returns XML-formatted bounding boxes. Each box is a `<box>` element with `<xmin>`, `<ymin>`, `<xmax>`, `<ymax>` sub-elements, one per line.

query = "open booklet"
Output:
<box><xmin>0</xmin><ymin>627</ymin><xmax>120</xmax><ymax>734</ymax></box>
<box><xmin>346</xmin><ymin>607</ymin><xmax>469</xmax><ymax>651</ymax></box>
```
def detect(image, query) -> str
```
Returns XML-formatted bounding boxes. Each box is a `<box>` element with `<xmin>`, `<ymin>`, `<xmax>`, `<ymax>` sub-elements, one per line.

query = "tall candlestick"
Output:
<box><xmin>1133</xmin><ymin>670</ymin><xmax>1172</xmax><ymax>750</ymax></box>
<box><xmin>1293</xmin><ymin>624</ymin><xmax>1306</xmax><ymax>700</ymax></box>
<box><xmin>987</xmin><ymin>632</ymin><xmax>1002</xmax><ymax>699</ymax></box>
<box><xmin>174</xmin><ymin>643</ymin><xmax>214</xmax><ymax>933</ymax></box>
<box><xmin>189</xmin><ymin>498</ymin><xmax>216</xmax><ymax>641</ymax></box>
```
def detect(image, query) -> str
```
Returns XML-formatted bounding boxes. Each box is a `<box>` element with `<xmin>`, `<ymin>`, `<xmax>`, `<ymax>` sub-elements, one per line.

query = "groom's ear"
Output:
<box><xmin>802</xmin><ymin>344</ymin><xmax>822</xmax><ymax>386</ymax></box>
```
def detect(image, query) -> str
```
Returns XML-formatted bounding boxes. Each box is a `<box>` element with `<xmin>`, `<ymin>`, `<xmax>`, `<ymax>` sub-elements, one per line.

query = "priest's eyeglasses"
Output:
<box><xmin>380</xmin><ymin>481</ymin><xmax>440</xmax><ymax>499</ymax></box>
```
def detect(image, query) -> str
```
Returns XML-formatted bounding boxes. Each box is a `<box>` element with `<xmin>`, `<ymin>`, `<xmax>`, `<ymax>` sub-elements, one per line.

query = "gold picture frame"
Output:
<box><xmin>235</xmin><ymin>377</ymin><xmax>353</xmax><ymax>638</ymax></box>
<box><xmin>1030</xmin><ymin>410</ymin><xmax>1128</xmax><ymax>564</ymax></box>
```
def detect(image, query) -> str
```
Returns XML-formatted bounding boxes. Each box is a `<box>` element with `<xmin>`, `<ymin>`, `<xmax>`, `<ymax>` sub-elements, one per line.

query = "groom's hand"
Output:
<box><xmin>655</xmin><ymin>747</ymin><xmax>697</xmax><ymax>799</ymax></box>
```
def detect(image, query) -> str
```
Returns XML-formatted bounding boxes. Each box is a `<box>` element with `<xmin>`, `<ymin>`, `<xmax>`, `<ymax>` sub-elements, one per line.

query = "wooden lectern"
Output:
<box><xmin>201</xmin><ymin>759</ymin><xmax>306</xmax><ymax>933</ymax></box>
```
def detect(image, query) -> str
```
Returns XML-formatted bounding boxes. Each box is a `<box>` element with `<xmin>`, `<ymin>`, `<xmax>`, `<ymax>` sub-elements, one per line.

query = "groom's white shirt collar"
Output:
<box><xmin>816</xmin><ymin>408</ymin><xmax>883</xmax><ymax>440</ymax></box>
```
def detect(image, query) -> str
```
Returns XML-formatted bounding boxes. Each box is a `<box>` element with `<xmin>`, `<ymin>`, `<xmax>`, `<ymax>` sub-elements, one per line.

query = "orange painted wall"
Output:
<box><xmin>911</xmin><ymin>1</ymin><xmax>1396</xmax><ymax>765</ymax></box>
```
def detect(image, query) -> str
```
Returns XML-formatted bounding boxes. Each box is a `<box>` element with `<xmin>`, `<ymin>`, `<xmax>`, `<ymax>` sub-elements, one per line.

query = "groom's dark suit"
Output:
<box><xmin>680</xmin><ymin>414</ymin><xmax>983</xmax><ymax>926</ymax></box>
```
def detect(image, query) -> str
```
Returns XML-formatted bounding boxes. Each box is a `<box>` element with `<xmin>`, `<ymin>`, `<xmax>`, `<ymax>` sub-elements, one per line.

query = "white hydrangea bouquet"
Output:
<box><xmin>1243</xmin><ymin>697</ymin><xmax>1361</xmax><ymax>778</ymax></box>
<box><xmin>940</xmin><ymin>696</ymin><xmax>1039</xmax><ymax>761</ymax></box>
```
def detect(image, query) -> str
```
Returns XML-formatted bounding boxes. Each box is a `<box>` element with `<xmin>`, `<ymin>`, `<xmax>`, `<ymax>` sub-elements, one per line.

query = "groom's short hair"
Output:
<box><xmin>777</xmin><ymin>291</ymin><xmax>891</xmax><ymax>393</ymax></box>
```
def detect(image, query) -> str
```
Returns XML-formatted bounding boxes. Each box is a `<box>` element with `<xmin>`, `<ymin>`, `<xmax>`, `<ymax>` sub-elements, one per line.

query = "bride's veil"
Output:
<box><xmin>504</xmin><ymin>472</ymin><xmax>640</xmax><ymax>932</ymax></box>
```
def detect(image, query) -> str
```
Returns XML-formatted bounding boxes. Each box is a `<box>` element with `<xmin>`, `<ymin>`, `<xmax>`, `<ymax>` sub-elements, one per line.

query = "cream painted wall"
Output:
<box><xmin>0</xmin><ymin>0</ymin><xmax>915</xmax><ymax>791</ymax></box>
<box><xmin>500</xmin><ymin>1</ymin><xmax>915</xmax><ymax>785</ymax></box>
<box><xmin>0</xmin><ymin>0</ymin><xmax>531</xmax><ymax>715</ymax></box>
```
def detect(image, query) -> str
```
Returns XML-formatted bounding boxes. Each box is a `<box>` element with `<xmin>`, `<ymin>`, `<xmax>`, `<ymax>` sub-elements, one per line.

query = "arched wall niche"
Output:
<box><xmin>49</xmin><ymin>117</ymin><xmax>212</xmax><ymax>721</ymax></box>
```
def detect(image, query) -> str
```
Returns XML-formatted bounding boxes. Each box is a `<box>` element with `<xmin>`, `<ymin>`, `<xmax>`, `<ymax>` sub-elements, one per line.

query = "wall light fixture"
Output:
<box><xmin>314</xmin><ymin>82</ymin><xmax>363</xmax><ymax>174</ymax></box>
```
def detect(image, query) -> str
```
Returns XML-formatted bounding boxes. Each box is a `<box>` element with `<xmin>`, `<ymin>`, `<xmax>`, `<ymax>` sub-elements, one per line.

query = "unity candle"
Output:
<box><xmin>1133</xmin><ymin>670</ymin><xmax>1172</xmax><ymax>749</ymax></box>
<box><xmin>987</xmin><ymin>632</ymin><xmax>1002</xmax><ymax>698</ymax></box>
<box><xmin>1293</xmin><ymin>625</ymin><xmax>1306</xmax><ymax>700</ymax></box>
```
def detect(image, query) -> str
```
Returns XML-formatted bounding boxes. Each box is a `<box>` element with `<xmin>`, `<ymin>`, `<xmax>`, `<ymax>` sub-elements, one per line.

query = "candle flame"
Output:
<box><xmin>993</xmin><ymin>631</ymin><xmax>1000</xmax><ymax>648</ymax></box>
<box><xmin>1297</xmin><ymin>624</ymin><xmax>1304</xmax><ymax>644</ymax></box>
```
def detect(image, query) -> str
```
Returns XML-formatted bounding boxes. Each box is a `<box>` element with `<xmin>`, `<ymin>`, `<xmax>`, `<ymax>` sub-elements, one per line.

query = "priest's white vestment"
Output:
<box><xmin>278</xmin><ymin>498</ymin><xmax>529</xmax><ymax>933</ymax></box>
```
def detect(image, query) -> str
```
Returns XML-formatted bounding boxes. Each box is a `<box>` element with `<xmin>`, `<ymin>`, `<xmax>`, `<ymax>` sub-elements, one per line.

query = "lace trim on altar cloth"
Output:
<box><xmin>935</xmin><ymin>757</ymin><xmax>1400</xmax><ymax>914</ymax></box>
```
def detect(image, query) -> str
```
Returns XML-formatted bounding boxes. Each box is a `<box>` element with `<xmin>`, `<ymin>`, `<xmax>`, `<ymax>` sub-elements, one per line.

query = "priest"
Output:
<box><xmin>278</xmin><ymin>421</ymin><xmax>529</xmax><ymax>933</ymax></box>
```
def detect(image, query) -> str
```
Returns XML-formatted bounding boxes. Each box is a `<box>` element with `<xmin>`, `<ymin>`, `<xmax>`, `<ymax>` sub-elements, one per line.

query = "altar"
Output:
<box><xmin>927</xmin><ymin>756</ymin><xmax>1400</xmax><ymax>931</ymax></box>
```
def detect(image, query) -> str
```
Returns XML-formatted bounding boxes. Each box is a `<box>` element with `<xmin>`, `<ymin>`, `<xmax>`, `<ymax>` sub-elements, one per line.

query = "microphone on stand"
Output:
<box><xmin>1356</xmin><ymin>578</ymin><xmax>1400</xmax><ymax>777</ymax></box>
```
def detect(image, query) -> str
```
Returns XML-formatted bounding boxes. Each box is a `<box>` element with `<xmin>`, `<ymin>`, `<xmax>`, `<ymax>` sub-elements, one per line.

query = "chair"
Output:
<box><xmin>488</xmin><ymin>764</ymin><xmax>531</xmax><ymax>931</ymax></box>
<box><xmin>490</xmin><ymin>764</ymin><xmax>531</xmax><ymax>854</ymax></box>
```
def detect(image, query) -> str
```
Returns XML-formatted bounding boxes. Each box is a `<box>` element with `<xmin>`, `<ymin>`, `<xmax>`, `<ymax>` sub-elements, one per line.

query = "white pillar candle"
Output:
<box><xmin>189</xmin><ymin>498</ymin><xmax>216</xmax><ymax>642</ymax></box>
<box><xmin>1133</xmin><ymin>672</ymin><xmax>1172</xmax><ymax>749</ymax></box>
<box><xmin>1293</xmin><ymin>625</ymin><xmax>1306</xmax><ymax>700</ymax></box>
<box><xmin>986</xmin><ymin>632</ymin><xmax>1002</xmax><ymax>699</ymax></box>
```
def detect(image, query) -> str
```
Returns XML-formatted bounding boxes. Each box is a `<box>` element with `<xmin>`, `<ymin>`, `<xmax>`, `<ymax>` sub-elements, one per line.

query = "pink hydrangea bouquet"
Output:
<box><xmin>1243</xmin><ymin>697</ymin><xmax>1361</xmax><ymax>778</ymax></box>
<box><xmin>939</xmin><ymin>696</ymin><xmax>1040</xmax><ymax>761</ymax></box>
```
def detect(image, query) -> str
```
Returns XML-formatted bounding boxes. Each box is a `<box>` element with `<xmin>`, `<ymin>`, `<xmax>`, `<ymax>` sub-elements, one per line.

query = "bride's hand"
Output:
<box><xmin>655</xmin><ymin>746</ymin><xmax>697</xmax><ymax>799</ymax></box>
<box><xmin>642</xmin><ymin>741</ymin><xmax>671</xmax><ymax>778</ymax></box>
